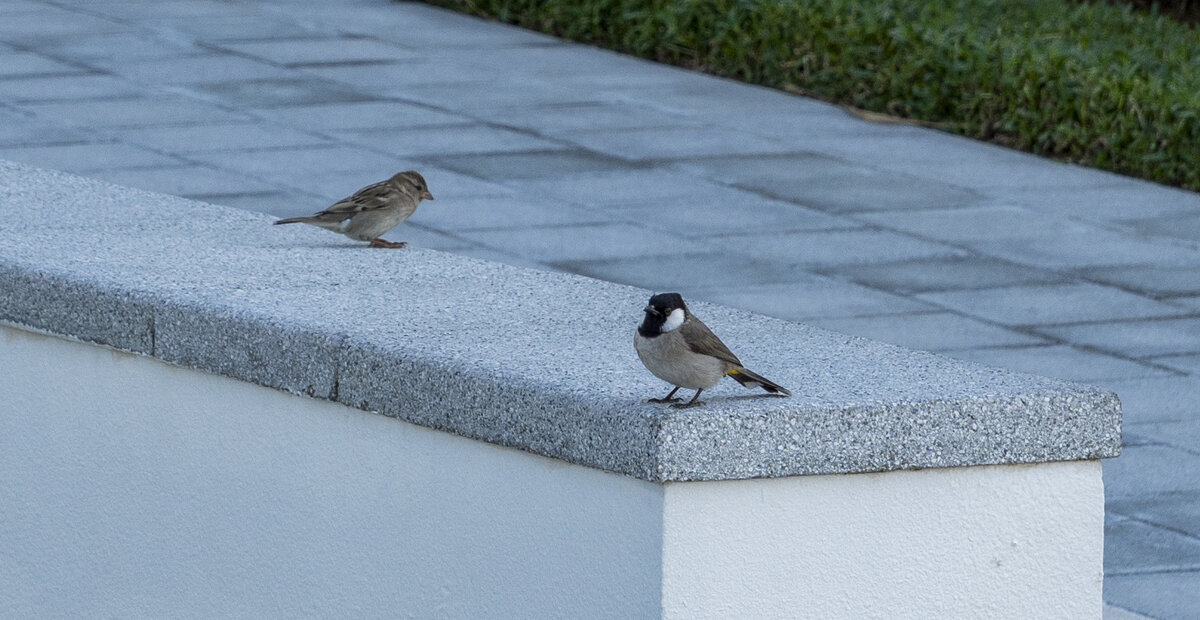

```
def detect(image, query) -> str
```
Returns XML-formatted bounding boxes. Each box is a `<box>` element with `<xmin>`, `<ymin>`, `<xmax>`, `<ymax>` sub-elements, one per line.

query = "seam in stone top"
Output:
<box><xmin>0</xmin><ymin>161</ymin><xmax>1121</xmax><ymax>481</ymax></box>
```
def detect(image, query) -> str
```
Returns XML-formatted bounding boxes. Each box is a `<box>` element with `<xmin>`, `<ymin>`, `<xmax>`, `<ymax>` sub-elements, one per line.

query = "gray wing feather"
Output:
<box><xmin>680</xmin><ymin>316</ymin><xmax>743</xmax><ymax>367</ymax></box>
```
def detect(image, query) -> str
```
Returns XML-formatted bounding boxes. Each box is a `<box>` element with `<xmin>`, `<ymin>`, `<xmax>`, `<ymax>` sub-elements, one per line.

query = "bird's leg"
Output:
<box><xmin>369</xmin><ymin>238</ymin><xmax>407</xmax><ymax>249</ymax></box>
<box><xmin>670</xmin><ymin>389</ymin><xmax>704</xmax><ymax>409</ymax></box>
<box><xmin>648</xmin><ymin>386</ymin><xmax>681</xmax><ymax>404</ymax></box>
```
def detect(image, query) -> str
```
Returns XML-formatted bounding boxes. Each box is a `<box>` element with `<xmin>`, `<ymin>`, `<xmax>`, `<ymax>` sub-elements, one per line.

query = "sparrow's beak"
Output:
<box><xmin>643</xmin><ymin>305</ymin><xmax>661</xmax><ymax>316</ymax></box>
<box><xmin>421</xmin><ymin>191</ymin><xmax>435</xmax><ymax>201</ymax></box>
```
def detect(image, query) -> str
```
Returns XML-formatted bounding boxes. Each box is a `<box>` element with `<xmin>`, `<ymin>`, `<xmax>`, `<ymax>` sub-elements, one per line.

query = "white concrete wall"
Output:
<box><xmin>1</xmin><ymin>323</ymin><xmax>1105</xmax><ymax>618</ymax></box>
<box><xmin>0</xmin><ymin>324</ymin><xmax>664</xmax><ymax>619</ymax></box>
<box><xmin>661</xmin><ymin>461</ymin><xmax>1104</xmax><ymax>619</ymax></box>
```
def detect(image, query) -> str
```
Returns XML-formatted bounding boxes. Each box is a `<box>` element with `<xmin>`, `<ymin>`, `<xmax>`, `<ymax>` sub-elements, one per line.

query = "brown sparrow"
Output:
<box><xmin>274</xmin><ymin>171</ymin><xmax>434</xmax><ymax>248</ymax></box>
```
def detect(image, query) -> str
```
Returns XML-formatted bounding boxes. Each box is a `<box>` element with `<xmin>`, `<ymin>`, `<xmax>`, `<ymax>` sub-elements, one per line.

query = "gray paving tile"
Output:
<box><xmin>84</xmin><ymin>0</ymin><xmax>264</xmax><ymax>19</ymax></box>
<box><xmin>185</xmin><ymin>145</ymin><xmax>411</xmax><ymax>184</ymax></box>
<box><xmin>187</xmin><ymin>77</ymin><xmax>376</xmax><ymax>108</ymax></box>
<box><xmin>1105</xmin><ymin>571</ymin><xmax>1200</xmax><ymax>620</ymax></box>
<box><xmin>558</xmin><ymin>253</ymin><xmax>819</xmax><ymax>292</ymax></box>
<box><xmin>494</xmin><ymin>101</ymin><xmax>701</xmax><ymax>134</ymax></box>
<box><xmin>689</xmin><ymin>280</ymin><xmax>936</xmax><ymax>322</ymax></box>
<box><xmin>0</xmin><ymin>10</ymin><xmax>129</xmax><ymax>41</ymax></box>
<box><xmin>99</xmin><ymin>54</ymin><xmax>292</xmax><ymax>85</ymax></box>
<box><xmin>1096</xmin><ymin>376</ymin><xmax>1200</xmax><ymax>424</ymax></box>
<box><xmin>636</xmin><ymin>198</ymin><xmax>854</xmax><ymax>238</ymax></box>
<box><xmin>816</xmin><ymin>256</ymin><xmax>1068</xmax><ymax>294</ymax></box>
<box><xmin>1122</xmin><ymin>211</ymin><xmax>1200</xmax><ymax>245</ymax></box>
<box><xmin>731</xmin><ymin>229</ymin><xmax>968</xmax><ymax>266</ymax></box>
<box><xmin>674</xmin><ymin>151</ymin><xmax>877</xmax><ymax>186</ymax></box>
<box><xmin>1083</xmin><ymin>265</ymin><xmax>1200</xmax><ymax>298</ymax></box>
<box><xmin>119</xmin><ymin>122</ymin><xmax>329</xmax><ymax>153</ymax></box>
<box><xmin>860</xmin><ymin>205</ymin><xmax>1086</xmax><ymax>243</ymax></box>
<box><xmin>217</xmin><ymin>37</ymin><xmax>418</xmax><ymax>66</ymax></box>
<box><xmin>29</xmin><ymin>31</ymin><xmax>200</xmax><ymax>63</ymax></box>
<box><xmin>1150</xmin><ymin>352</ymin><xmax>1200</xmax><ymax>376</ymax></box>
<box><xmin>336</xmin><ymin>124</ymin><xmax>567</xmax><ymax>157</ymax></box>
<box><xmin>430</xmin><ymin>150</ymin><xmax>631</xmax><ymax>181</ymax></box>
<box><xmin>457</xmin><ymin>222</ymin><xmax>702</xmax><ymax>262</ymax></box>
<box><xmin>146</xmin><ymin>15</ymin><xmax>323</xmax><ymax>42</ymax></box>
<box><xmin>918</xmin><ymin>283</ymin><xmax>1188</xmax><ymax>327</ymax></box>
<box><xmin>191</xmin><ymin>190</ymin><xmax>321</xmax><ymax>218</ymax></box>
<box><xmin>291</xmin><ymin>2</ymin><xmax>562</xmax><ymax>49</ymax></box>
<box><xmin>1043</xmin><ymin>319</ymin><xmax>1200</xmax><ymax>359</ymax></box>
<box><xmin>0</xmin><ymin>74</ymin><xmax>139</xmax><ymax>102</ymax></box>
<box><xmin>410</xmin><ymin>194</ymin><xmax>616</xmax><ymax>232</ymax></box>
<box><xmin>87</xmin><ymin>166</ymin><xmax>278</xmax><ymax>197</ymax></box>
<box><xmin>1102</xmin><ymin>604</ymin><xmax>1155</xmax><ymax>620</ymax></box>
<box><xmin>1104</xmin><ymin>444</ymin><xmax>1200</xmax><ymax>499</ymax></box>
<box><xmin>517</xmin><ymin>168</ymin><xmax>781</xmax><ymax>211</ymax></box>
<box><xmin>0</xmin><ymin>143</ymin><xmax>181</xmax><ymax>172</ymax></box>
<box><xmin>259</xmin><ymin>100</ymin><xmax>471</xmax><ymax>131</ymax></box>
<box><xmin>744</xmin><ymin>169</ymin><xmax>980</xmax><ymax>212</ymax></box>
<box><xmin>561</xmin><ymin>126</ymin><xmax>795</xmax><ymax>161</ymax></box>
<box><xmin>948</xmin><ymin>345</ymin><xmax>1174</xmax><ymax>383</ymax></box>
<box><xmin>1003</xmin><ymin>182</ymin><xmax>1200</xmax><ymax>223</ymax></box>
<box><xmin>805</xmin><ymin>312</ymin><xmax>1047</xmax><ymax>351</ymax></box>
<box><xmin>20</xmin><ymin>96</ymin><xmax>250</xmax><ymax>128</ymax></box>
<box><xmin>0</xmin><ymin>51</ymin><xmax>86</xmax><ymax>78</ymax></box>
<box><xmin>0</xmin><ymin>116</ymin><xmax>95</xmax><ymax>147</ymax></box>
<box><xmin>1105</xmin><ymin>516</ymin><xmax>1200</xmax><ymax>575</ymax></box>
<box><xmin>974</xmin><ymin>227</ymin><xmax>1200</xmax><ymax>269</ymax></box>
<box><xmin>1110</xmin><ymin>490</ymin><xmax>1200</xmax><ymax>539</ymax></box>
<box><xmin>413</xmin><ymin>167</ymin><xmax>514</xmax><ymax>201</ymax></box>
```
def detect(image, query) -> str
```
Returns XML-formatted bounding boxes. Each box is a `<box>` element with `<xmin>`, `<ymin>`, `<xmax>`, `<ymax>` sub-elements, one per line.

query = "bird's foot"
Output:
<box><xmin>648</xmin><ymin>397</ymin><xmax>682</xmax><ymax>404</ymax></box>
<box><xmin>670</xmin><ymin>400</ymin><xmax>704</xmax><ymax>409</ymax></box>
<box><xmin>369</xmin><ymin>238</ymin><xmax>407</xmax><ymax>249</ymax></box>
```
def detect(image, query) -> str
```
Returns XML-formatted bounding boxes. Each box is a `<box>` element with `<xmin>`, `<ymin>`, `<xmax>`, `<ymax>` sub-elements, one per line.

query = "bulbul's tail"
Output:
<box><xmin>273</xmin><ymin>217</ymin><xmax>311</xmax><ymax>225</ymax></box>
<box><xmin>728</xmin><ymin>367</ymin><xmax>791</xmax><ymax>396</ymax></box>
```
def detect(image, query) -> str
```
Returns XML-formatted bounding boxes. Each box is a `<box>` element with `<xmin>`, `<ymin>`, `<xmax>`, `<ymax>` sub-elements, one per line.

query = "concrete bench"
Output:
<box><xmin>0</xmin><ymin>161</ymin><xmax>1120</xmax><ymax>618</ymax></box>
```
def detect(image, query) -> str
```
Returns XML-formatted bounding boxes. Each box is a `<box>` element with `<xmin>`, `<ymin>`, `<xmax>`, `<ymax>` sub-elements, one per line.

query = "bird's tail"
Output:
<box><xmin>728</xmin><ymin>367</ymin><xmax>791</xmax><ymax>396</ymax></box>
<box><xmin>273</xmin><ymin>217</ymin><xmax>311</xmax><ymax>225</ymax></box>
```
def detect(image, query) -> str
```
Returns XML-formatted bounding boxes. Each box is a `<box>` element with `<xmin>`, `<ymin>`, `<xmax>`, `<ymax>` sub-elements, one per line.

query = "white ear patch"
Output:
<box><xmin>661</xmin><ymin>308</ymin><xmax>685</xmax><ymax>332</ymax></box>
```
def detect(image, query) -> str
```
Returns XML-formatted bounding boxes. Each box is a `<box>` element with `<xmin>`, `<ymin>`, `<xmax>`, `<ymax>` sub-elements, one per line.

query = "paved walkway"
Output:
<box><xmin>2</xmin><ymin>0</ymin><xmax>1198</xmax><ymax>616</ymax></box>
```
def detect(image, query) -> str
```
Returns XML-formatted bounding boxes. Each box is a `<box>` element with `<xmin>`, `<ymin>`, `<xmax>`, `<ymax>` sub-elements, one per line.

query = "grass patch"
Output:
<box><xmin>425</xmin><ymin>0</ymin><xmax>1200</xmax><ymax>190</ymax></box>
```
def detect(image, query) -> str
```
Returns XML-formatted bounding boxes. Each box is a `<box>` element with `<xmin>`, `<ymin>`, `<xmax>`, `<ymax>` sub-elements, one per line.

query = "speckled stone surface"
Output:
<box><xmin>0</xmin><ymin>161</ymin><xmax>1121</xmax><ymax>481</ymax></box>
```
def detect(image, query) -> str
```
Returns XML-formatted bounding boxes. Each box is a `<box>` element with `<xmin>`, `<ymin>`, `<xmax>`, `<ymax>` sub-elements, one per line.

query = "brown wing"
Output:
<box><xmin>680</xmin><ymin>315</ymin><xmax>743</xmax><ymax>367</ymax></box>
<box><xmin>316</xmin><ymin>181</ymin><xmax>402</xmax><ymax>217</ymax></box>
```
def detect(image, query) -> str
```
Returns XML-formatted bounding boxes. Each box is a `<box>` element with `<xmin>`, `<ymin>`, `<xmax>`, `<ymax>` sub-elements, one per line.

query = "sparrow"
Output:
<box><xmin>634</xmin><ymin>292</ymin><xmax>790</xmax><ymax>408</ymax></box>
<box><xmin>274</xmin><ymin>170</ymin><xmax>434</xmax><ymax>248</ymax></box>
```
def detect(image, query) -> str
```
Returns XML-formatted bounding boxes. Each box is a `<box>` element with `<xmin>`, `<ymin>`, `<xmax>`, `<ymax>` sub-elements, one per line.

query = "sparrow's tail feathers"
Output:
<box><xmin>274</xmin><ymin>216</ymin><xmax>311</xmax><ymax>225</ymax></box>
<box><xmin>729</xmin><ymin>367</ymin><xmax>791</xmax><ymax>396</ymax></box>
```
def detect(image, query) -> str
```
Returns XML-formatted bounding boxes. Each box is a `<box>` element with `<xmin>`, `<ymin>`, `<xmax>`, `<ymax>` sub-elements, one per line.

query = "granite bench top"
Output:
<box><xmin>0</xmin><ymin>160</ymin><xmax>1120</xmax><ymax>481</ymax></box>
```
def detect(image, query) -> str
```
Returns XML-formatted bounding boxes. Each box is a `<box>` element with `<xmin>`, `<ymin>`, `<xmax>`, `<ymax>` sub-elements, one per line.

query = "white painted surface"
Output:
<box><xmin>0</xmin><ymin>324</ymin><xmax>1106</xmax><ymax>618</ymax></box>
<box><xmin>661</xmin><ymin>460</ymin><xmax>1104</xmax><ymax>619</ymax></box>
<box><xmin>0</xmin><ymin>325</ymin><xmax>663</xmax><ymax>619</ymax></box>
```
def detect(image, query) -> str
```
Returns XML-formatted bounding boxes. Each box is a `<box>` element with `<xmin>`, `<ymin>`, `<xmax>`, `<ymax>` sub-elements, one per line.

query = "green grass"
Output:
<box><xmin>424</xmin><ymin>0</ymin><xmax>1200</xmax><ymax>190</ymax></box>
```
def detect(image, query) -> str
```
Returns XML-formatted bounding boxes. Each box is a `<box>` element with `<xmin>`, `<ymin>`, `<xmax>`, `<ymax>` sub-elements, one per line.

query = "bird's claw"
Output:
<box><xmin>670</xmin><ymin>400</ymin><xmax>704</xmax><ymax>409</ymax></box>
<box><xmin>369</xmin><ymin>239</ymin><xmax>407</xmax><ymax>249</ymax></box>
<box><xmin>648</xmin><ymin>397</ymin><xmax>682</xmax><ymax>404</ymax></box>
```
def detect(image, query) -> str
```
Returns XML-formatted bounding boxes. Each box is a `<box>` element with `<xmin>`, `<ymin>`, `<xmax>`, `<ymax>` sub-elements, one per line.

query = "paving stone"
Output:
<box><xmin>30</xmin><ymin>31</ymin><xmax>200</xmax><ymax>63</ymax></box>
<box><xmin>1104</xmin><ymin>516</ymin><xmax>1200</xmax><ymax>575</ymax></box>
<box><xmin>188</xmin><ymin>77</ymin><xmax>376</xmax><ymax>108</ymax></box>
<box><xmin>1094</xmin><ymin>376</ymin><xmax>1200</xmax><ymax>424</ymax></box>
<box><xmin>1123</xmin><ymin>420</ymin><xmax>1200</xmax><ymax>454</ymax></box>
<box><xmin>918</xmin><ymin>283</ymin><xmax>1188</xmax><ymax>327</ymax></box>
<box><xmin>636</xmin><ymin>198</ymin><xmax>854</xmax><ymax>238</ymax></box>
<box><xmin>147</xmin><ymin>15</ymin><xmax>323</xmax><ymax>41</ymax></box>
<box><xmin>185</xmin><ymin>145</ymin><xmax>411</xmax><ymax>183</ymax></box>
<box><xmin>410</xmin><ymin>194</ymin><xmax>616</xmax><ymax>232</ymax></box>
<box><xmin>100</xmin><ymin>54</ymin><xmax>293</xmax><ymax>85</ymax></box>
<box><xmin>558</xmin><ymin>253</ymin><xmax>821</xmax><ymax>293</ymax></box>
<box><xmin>495</xmin><ymin>101</ymin><xmax>701</xmax><ymax>134</ymax></box>
<box><xmin>816</xmin><ymin>256</ymin><xmax>1068</xmax><ymax>294</ymax></box>
<box><xmin>20</xmin><ymin>97</ymin><xmax>250</xmax><ymax>128</ymax></box>
<box><xmin>1109</xmin><ymin>489</ymin><xmax>1200</xmax><ymax>540</ymax></box>
<box><xmin>561</xmin><ymin>126</ymin><xmax>795</xmax><ymax>161</ymax></box>
<box><xmin>947</xmin><ymin>345</ymin><xmax>1174</xmax><ymax>383</ymax></box>
<box><xmin>1101</xmin><ymin>603</ymin><xmax>1155</xmax><ymax>620</ymax></box>
<box><xmin>1043</xmin><ymin>319</ymin><xmax>1200</xmax><ymax>359</ymax></box>
<box><xmin>87</xmin><ymin>166</ymin><xmax>279</xmax><ymax>197</ymax></box>
<box><xmin>688</xmin><ymin>280</ymin><xmax>936</xmax><ymax>322</ymax></box>
<box><xmin>0</xmin><ymin>74</ymin><xmax>139</xmax><ymax>103</ymax></box>
<box><xmin>217</xmin><ymin>37</ymin><xmax>418</xmax><ymax>66</ymax></box>
<box><xmin>1003</xmin><ymin>182</ymin><xmax>1200</xmax><ymax>223</ymax></box>
<box><xmin>731</xmin><ymin>228</ymin><xmax>968</xmax><ymax>266</ymax></box>
<box><xmin>336</xmin><ymin>124</ymin><xmax>568</xmax><ymax>157</ymax></box>
<box><xmin>0</xmin><ymin>143</ymin><xmax>182</xmax><ymax>172</ymax></box>
<box><xmin>292</xmin><ymin>2</ymin><xmax>562</xmax><ymax>49</ymax></box>
<box><xmin>400</xmin><ymin>80</ymin><xmax>598</xmax><ymax>113</ymax></box>
<box><xmin>517</xmin><ymin>168</ymin><xmax>779</xmax><ymax>211</ymax></box>
<box><xmin>1105</xmin><ymin>571</ymin><xmax>1200</xmax><ymax>620</ymax></box>
<box><xmin>0</xmin><ymin>116</ymin><xmax>95</xmax><ymax>147</ymax></box>
<box><xmin>457</xmin><ymin>222</ymin><xmax>702</xmax><ymax>262</ymax></box>
<box><xmin>1082</xmin><ymin>265</ymin><xmax>1200</xmax><ymax>298</ymax></box>
<box><xmin>119</xmin><ymin>122</ymin><xmax>329</xmax><ymax>153</ymax></box>
<box><xmin>1103</xmin><ymin>444</ymin><xmax>1200</xmax><ymax>499</ymax></box>
<box><xmin>190</xmin><ymin>190</ymin><xmax>321</xmax><ymax>217</ymax></box>
<box><xmin>737</xmin><ymin>167</ymin><xmax>981</xmax><ymax>212</ymax></box>
<box><xmin>674</xmin><ymin>151</ymin><xmax>878</xmax><ymax>186</ymax></box>
<box><xmin>0</xmin><ymin>51</ymin><xmax>87</xmax><ymax>78</ymax></box>
<box><xmin>1150</xmin><ymin>352</ymin><xmax>1200</xmax><ymax>376</ymax></box>
<box><xmin>0</xmin><ymin>11</ymin><xmax>130</xmax><ymax>41</ymax></box>
<box><xmin>860</xmin><ymin>205</ymin><xmax>1086</xmax><ymax>243</ymax></box>
<box><xmin>806</xmin><ymin>312</ymin><xmax>1047</xmax><ymax>351</ymax></box>
<box><xmin>1121</xmin><ymin>211</ymin><xmax>1200</xmax><ymax>245</ymax></box>
<box><xmin>84</xmin><ymin>0</ymin><xmax>265</xmax><ymax>19</ymax></box>
<box><xmin>259</xmin><ymin>100</ymin><xmax>472</xmax><ymax>130</ymax></box>
<box><xmin>974</xmin><ymin>227</ymin><xmax>1200</xmax><ymax>269</ymax></box>
<box><xmin>430</xmin><ymin>150</ymin><xmax>631</xmax><ymax>181</ymax></box>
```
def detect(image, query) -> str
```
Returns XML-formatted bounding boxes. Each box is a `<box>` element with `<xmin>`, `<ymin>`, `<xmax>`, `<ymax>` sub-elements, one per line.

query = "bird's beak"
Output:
<box><xmin>421</xmin><ymin>191</ymin><xmax>434</xmax><ymax>201</ymax></box>
<box><xmin>643</xmin><ymin>305</ymin><xmax>661</xmax><ymax>316</ymax></box>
